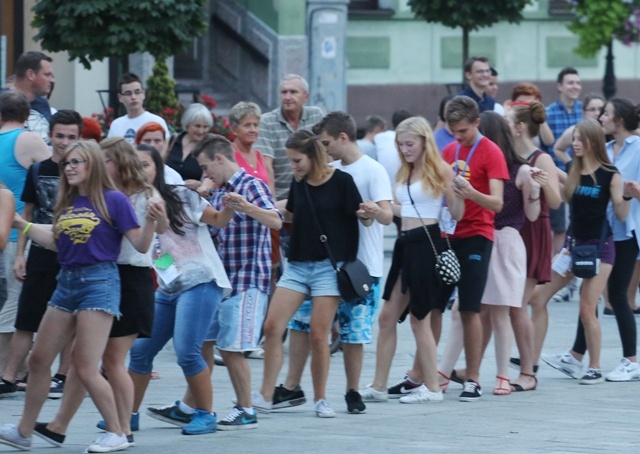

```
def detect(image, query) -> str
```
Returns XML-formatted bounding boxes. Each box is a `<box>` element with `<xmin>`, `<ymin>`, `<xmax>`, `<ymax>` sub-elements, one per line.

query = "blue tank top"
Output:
<box><xmin>0</xmin><ymin>129</ymin><xmax>28</xmax><ymax>242</ymax></box>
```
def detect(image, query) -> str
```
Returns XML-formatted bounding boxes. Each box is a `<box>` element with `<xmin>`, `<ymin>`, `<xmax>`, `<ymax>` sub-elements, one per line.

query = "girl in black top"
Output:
<box><xmin>260</xmin><ymin>129</ymin><xmax>367</xmax><ymax>417</ymax></box>
<box><xmin>533</xmin><ymin>118</ymin><xmax>630</xmax><ymax>384</ymax></box>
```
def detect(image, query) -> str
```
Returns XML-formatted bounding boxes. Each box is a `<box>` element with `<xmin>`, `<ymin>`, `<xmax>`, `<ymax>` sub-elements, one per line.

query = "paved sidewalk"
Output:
<box><xmin>1</xmin><ymin>297</ymin><xmax>637</xmax><ymax>453</ymax></box>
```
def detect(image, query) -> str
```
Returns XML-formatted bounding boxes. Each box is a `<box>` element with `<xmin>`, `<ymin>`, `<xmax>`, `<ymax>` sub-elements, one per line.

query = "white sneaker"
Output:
<box><xmin>399</xmin><ymin>384</ymin><xmax>444</xmax><ymax>404</ymax></box>
<box><xmin>605</xmin><ymin>358</ymin><xmax>640</xmax><ymax>382</ymax></box>
<box><xmin>541</xmin><ymin>351</ymin><xmax>583</xmax><ymax>379</ymax></box>
<box><xmin>359</xmin><ymin>384</ymin><xmax>388</xmax><ymax>402</ymax></box>
<box><xmin>87</xmin><ymin>431</ymin><xmax>129</xmax><ymax>453</ymax></box>
<box><xmin>313</xmin><ymin>399</ymin><xmax>336</xmax><ymax>418</ymax></box>
<box><xmin>234</xmin><ymin>391</ymin><xmax>272</xmax><ymax>413</ymax></box>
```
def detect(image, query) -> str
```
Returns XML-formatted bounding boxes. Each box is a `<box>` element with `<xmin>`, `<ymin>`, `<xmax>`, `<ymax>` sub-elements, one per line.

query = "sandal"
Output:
<box><xmin>510</xmin><ymin>372</ymin><xmax>537</xmax><ymax>392</ymax></box>
<box><xmin>437</xmin><ymin>371</ymin><xmax>450</xmax><ymax>393</ymax></box>
<box><xmin>150</xmin><ymin>370</ymin><xmax>161</xmax><ymax>380</ymax></box>
<box><xmin>450</xmin><ymin>369</ymin><xmax>466</xmax><ymax>385</ymax></box>
<box><xmin>493</xmin><ymin>375</ymin><xmax>511</xmax><ymax>396</ymax></box>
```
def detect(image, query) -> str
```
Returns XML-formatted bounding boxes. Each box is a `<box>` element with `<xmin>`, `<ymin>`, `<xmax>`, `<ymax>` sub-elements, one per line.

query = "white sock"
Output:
<box><xmin>243</xmin><ymin>407</ymin><xmax>255</xmax><ymax>415</ymax></box>
<box><xmin>178</xmin><ymin>400</ymin><xmax>195</xmax><ymax>414</ymax></box>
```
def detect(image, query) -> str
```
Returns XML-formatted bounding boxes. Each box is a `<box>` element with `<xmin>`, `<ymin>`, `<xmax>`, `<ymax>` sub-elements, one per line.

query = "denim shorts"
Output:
<box><xmin>49</xmin><ymin>261</ymin><xmax>121</xmax><ymax>317</ymax></box>
<box><xmin>277</xmin><ymin>259</ymin><xmax>341</xmax><ymax>297</ymax></box>
<box><xmin>288</xmin><ymin>277</ymin><xmax>381</xmax><ymax>344</ymax></box>
<box><xmin>206</xmin><ymin>288</ymin><xmax>268</xmax><ymax>351</ymax></box>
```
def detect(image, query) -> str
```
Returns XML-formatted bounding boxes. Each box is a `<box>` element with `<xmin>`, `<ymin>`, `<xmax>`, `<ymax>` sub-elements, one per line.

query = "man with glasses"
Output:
<box><xmin>107</xmin><ymin>73</ymin><xmax>170</xmax><ymax>144</ymax></box>
<box><xmin>459</xmin><ymin>56</ymin><xmax>496</xmax><ymax>113</ymax></box>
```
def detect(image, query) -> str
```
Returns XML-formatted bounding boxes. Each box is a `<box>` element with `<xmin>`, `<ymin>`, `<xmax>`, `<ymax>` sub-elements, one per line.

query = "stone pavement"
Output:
<box><xmin>1</xmin><ymin>237</ymin><xmax>639</xmax><ymax>452</ymax></box>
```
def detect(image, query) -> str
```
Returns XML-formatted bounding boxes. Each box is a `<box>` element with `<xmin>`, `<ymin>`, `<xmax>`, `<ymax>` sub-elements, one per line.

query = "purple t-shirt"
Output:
<box><xmin>53</xmin><ymin>190</ymin><xmax>140</xmax><ymax>269</ymax></box>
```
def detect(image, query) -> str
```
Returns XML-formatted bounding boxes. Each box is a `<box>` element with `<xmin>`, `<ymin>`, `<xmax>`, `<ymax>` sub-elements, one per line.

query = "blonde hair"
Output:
<box><xmin>395</xmin><ymin>116</ymin><xmax>447</xmax><ymax>196</ymax></box>
<box><xmin>563</xmin><ymin>118</ymin><xmax>614</xmax><ymax>202</ymax></box>
<box><xmin>54</xmin><ymin>140</ymin><xmax>118</xmax><ymax>226</ymax></box>
<box><xmin>100</xmin><ymin>137</ymin><xmax>153</xmax><ymax>197</ymax></box>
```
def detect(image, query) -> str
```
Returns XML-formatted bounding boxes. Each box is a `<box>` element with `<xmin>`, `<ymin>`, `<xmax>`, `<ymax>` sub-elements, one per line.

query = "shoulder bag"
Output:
<box><xmin>569</xmin><ymin>204</ymin><xmax>608</xmax><ymax>279</ymax></box>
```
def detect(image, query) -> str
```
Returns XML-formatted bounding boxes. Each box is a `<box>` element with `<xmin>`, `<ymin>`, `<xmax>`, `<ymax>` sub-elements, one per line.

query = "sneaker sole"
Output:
<box><xmin>216</xmin><ymin>423</ymin><xmax>258</xmax><ymax>431</ymax></box>
<box><xmin>86</xmin><ymin>442</ymin><xmax>129</xmax><ymax>452</ymax></box>
<box><xmin>605</xmin><ymin>375</ymin><xmax>640</xmax><ymax>382</ymax></box>
<box><xmin>181</xmin><ymin>426</ymin><xmax>217</xmax><ymax>435</ymax></box>
<box><xmin>347</xmin><ymin>407</ymin><xmax>366</xmax><ymax>414</ymax></box>
<box><xmin>387</xmin><ymin>393</ymin><xmax>413</xmax><ymax>399</ymax></box>
<box><xmin>579</xmin><ymin>377</ymin><xmax>605</xmax><ymax>385</ymax></box>
<box><xmin>48</xmin><ymin>393</ymin><xmax>63</xmax><ymax>399</ymax></box>
<box><xmin>0</xmin><ymin>439</ymin><xmax>31</xmax><ymax>451</ymax></box>
<box><xmin>315</xmin><ymin>412</ymin><xmax>336</xmax><ymax>418</ymax></box>
<box><xmin>145</xmin><ymin>410</ymin><xmax>190</xmax><ymax>427</ymax></box>
<box><xmin>33</xmin><ymin>431</ymin><xmax>64</xmax><ymax>448</ymax></box>
<box><xmin>459</xmin><ymin>394</ymin><xmax>482</xmax><ymax>402</ymax></box>
<box><xmin>272</xmin><ymin>397</ymin><xmax>306</xmax><ymax>409</ymax></box>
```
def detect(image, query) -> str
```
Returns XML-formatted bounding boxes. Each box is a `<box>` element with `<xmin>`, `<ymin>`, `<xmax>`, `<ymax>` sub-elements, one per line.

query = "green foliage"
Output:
<box><xmin>567</xmin><ymin>0</ymin><xmax>635</xmax><ymax>57</ymax></box>
<box><xmin>145</xmin><ymin>60</ymin><xmax>180</xmax><ymax>133</ymax></box>
<box><xmin>407</xmin><ymin>0</ymin><xmax>532</xmax><ymax>32</ymax></box>
<box><xmin>31</xmin><ymin>0</ymin><xmax>207</xmax><ymax>68</ymax></box>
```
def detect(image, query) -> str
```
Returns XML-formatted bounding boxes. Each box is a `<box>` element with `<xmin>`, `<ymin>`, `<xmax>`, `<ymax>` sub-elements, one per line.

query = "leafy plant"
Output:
<box><xmin>145</xmin><ymin>60</ymin><xmax>181</xmax><ymax>133</ymax></box>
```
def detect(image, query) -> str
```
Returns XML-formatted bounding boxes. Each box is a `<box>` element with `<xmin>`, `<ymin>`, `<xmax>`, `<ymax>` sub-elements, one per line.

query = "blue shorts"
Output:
<box><xmin>206</xmin><ymin>288</ymin><xmax>268</xmax><ymax>351</ymax></box>
<box><xmin>49</xmin><ymin>262</ymin><xmax>121</xmax><ymax>317</ymax></box>
<box><xmin>288</xmin><ymin>277</ymin><xmax>381</xmax><ymax>344</ymax></box>
<box><xmin>277</xmin><ymin>259</ymin><xmax>341</xmax><ymax>297</ymax></box>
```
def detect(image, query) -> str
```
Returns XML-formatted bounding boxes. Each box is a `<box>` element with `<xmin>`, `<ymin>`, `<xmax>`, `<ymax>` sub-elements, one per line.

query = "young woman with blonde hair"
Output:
<box><xmin>360</xmin><ymin>116</ymin><xmax>464</xmax><ymax>404</ymax></box>
<box><xmin>531</xmin><ymin>118</ymin><xmax>630</xmax><ymax>384</ymax></box>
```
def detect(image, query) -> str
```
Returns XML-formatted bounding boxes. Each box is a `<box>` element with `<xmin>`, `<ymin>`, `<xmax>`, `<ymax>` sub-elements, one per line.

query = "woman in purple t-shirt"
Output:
<box><xmin>1</xmin><ymin>141</ymin><xmax>163</xmax><ymax>453</ymax></box>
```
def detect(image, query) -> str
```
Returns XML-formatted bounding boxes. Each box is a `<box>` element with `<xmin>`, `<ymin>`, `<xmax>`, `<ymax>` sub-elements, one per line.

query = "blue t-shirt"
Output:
<box><xmin>54</xmin><ymin>190</ymin><xmax>139</xmax><ymax>269</ymax></box>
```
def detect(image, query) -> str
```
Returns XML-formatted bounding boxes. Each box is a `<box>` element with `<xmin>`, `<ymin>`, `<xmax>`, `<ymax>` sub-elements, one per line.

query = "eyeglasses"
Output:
<box><xmin>120</xmin><ymin>89</ymin><xmax>144</xmax><ymax>97</ymax></box>
<box><xmin>59</xmin><ymin>159</ymin><xmax>87</xmax><ymax>169</ymax></box>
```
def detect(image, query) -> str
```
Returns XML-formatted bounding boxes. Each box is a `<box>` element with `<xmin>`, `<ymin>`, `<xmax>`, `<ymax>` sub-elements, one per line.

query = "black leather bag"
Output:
<box><xmin>337</xmin><ymin>260</ymin><xmax>372</xmax><ymax>302</ymax></box>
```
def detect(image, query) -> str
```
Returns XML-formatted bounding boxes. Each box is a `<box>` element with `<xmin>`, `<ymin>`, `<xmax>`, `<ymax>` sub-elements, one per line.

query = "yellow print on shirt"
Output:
<box><xmin>451</xmin><ymin>160</ymin><xmax>472</xmax><ymax>181</ymax></box>
<box><xmin>54</xmin><ymin>207</ymin><xmax>101</xmax><ymax>244</ymax></box>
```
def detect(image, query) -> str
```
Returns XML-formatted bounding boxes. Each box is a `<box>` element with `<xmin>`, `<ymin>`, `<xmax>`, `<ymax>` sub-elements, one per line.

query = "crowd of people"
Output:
<box><xmin>0</xmin><ymin>50</ymin><xmax>639</xmax><ymax>452</ymax></box>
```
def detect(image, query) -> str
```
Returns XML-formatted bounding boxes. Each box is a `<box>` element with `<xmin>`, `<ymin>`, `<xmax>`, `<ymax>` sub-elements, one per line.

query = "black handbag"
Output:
<box><xmin>569</xmin><ymin>204</ymin><xmax>607</xmax><ymax>279</ymax></box>
<box><xmin>303</xmin><ymin>180</ymin><xmax>372</xmax><ymax>302</ymax></box>
<box><xmin>406</xmin><ymin>178</ymin><xmax>461</xmax><ymax>285</ymax></box>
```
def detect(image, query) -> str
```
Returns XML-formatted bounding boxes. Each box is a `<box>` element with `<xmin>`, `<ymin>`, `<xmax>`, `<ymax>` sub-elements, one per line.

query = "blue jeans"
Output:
<box><xmin>129</xmin><ymin>281</ymin><xmax>222</xmax><ymax>377</ymax></box>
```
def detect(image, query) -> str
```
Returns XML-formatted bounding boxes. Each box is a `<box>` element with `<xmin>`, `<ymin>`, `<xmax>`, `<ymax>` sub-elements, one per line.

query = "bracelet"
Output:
<box><xmin>623</xmin><ymin>196</ymin><xmax>633</xmax><ymax>201</ymax></box>
<box><xmin>22</xmin><ymin>222</ymin><xmax>33</xmax><ymax>235</ymax></box>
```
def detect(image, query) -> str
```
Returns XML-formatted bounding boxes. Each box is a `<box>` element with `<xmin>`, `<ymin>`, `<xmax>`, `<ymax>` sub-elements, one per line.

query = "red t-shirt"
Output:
<box><xmin>442</xmin><ymin>136</ymin><xmax>509</xmax><ymax>241</ymax></box>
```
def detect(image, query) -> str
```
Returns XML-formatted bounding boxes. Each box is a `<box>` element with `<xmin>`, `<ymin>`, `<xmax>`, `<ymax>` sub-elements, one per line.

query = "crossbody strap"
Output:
<box><xmin>303</xmin><ymin>180</ymin><xmax>340</xmax><ymax>272</ymax></box>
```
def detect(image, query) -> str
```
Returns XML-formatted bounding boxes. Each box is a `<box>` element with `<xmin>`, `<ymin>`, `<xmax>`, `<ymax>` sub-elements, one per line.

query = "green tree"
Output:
<box><xmin>566</xmin><ymin>0</ymin><xmax>640</xmax><ymax>98</ymax></box>
<box><xmin>145</xmin><ymin>60</ymin><xmax>181</xmax><ymax>132</ymax></box>
<box><xmin>31</xmin><ymin>0</ymin><xmax>207</xmax><ymax>69</ymax></box>
<box><xmin>408</xmin><ymin>0</ymin><xmax>532</xmax><ymax>75</ymax></box>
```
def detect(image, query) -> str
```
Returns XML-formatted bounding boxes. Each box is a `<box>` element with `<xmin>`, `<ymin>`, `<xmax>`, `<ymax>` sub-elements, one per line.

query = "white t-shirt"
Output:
<box><xmin>374</xmin><ymin>130</ymin><xmax>401</xmax><ymax>193</ymax></box>
<box><xmin>332</xmin><ymin>155</ymin><xmax>392</xmax><ymax>277</ymax></box>
<box><xmin>164</xmin><ymin>165</ymin><xmax>184</xmax><ymax>185</ymax></box>
<box><xmin>107</xmin><ymin>111</ymin><xmax>170</xmax><ymax>144</ymax></box>
<box><xmin>118</xmin><ymin>190</ymin><xmax>154</xmax><ymax>267</ymax></box>
<box><xmin>494</xmin><ymin>102</ymin><xmax>505</xmax><ymax>116</ymax></box>
<box><xmin>356</xmin><ymin>139</ymin><xmax>377</xmax><ymax>160</ymax></box>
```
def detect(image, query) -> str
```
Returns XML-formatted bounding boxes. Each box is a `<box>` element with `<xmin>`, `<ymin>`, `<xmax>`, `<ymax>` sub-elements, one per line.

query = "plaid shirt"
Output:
<box><xmin>544</xmin><ymin>100</ymin><xmax>583</xmax><ymax>171</ymax></box>
<box><xmin>253</xmin><ymin>105</ymin><xmax>324</xmax><ymax>199</ymax></box>
<box><xmin>210</xmin><ymin>169</ymin><xmax>281</xmax><ymax>295</ymax></box>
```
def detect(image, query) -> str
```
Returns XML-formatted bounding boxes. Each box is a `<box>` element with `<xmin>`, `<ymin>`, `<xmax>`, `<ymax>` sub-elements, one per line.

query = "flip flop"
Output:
<box><xmin>450</xmin><ymin>369</ymin><xmax>466</xmax><ymax>385</ymax></box>
<box><xmin>493</xmin><ymin>375</ymin><xmax>511</xmax><ymax>396</ymax></box>
<box><xmin>510</xmin><ymin>373</ymin><xmax>537</xmax><ymax>392</ymax></box>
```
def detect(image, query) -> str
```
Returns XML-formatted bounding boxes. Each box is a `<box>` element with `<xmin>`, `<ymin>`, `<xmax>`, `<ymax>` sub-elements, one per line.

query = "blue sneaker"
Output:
<box><xmin>181</xmin><ymin>410</ymin><xmax>216</xmax><ymax>435</ymax></box>
<box><xmin>96</xmin><ymin>412</ymin><xmax>139</xmax><ymax>432</ymax></box>
<box><xmin>217</xmin><ymin>406</ymin><xmax>257</xmax><ymax>431</ymax></box>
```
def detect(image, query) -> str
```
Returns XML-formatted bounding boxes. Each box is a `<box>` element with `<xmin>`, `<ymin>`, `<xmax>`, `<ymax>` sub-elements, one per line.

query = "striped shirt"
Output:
<box><xmin>209</xmin><ymin>169</ymin><xmax>281</xmax><ymax>295</ymax></box>
<box><xmin>254</xmin><ymin>106</ymin><xmax>324</xmax><ymax>199</ymax></box>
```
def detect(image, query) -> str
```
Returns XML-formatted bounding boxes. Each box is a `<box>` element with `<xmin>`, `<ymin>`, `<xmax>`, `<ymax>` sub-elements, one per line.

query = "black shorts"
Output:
<box><xmin>442</xmin><ymin>235</ymin><xmax>493</xmax><ymax>313</ymax></box>
<box><xmin>549</xmin><ymin>203</ymin><xmax>567</xmax><ymax>234</ymax></box>
<box><xmin>110</xmin><ymin>265</ymin><xmax>155</xmax><ymax>338</ymax></box>
<box><xmin>14</xmin><ymin>247</ymin><xmax>60</xmax><ymax>333</ymax></box>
